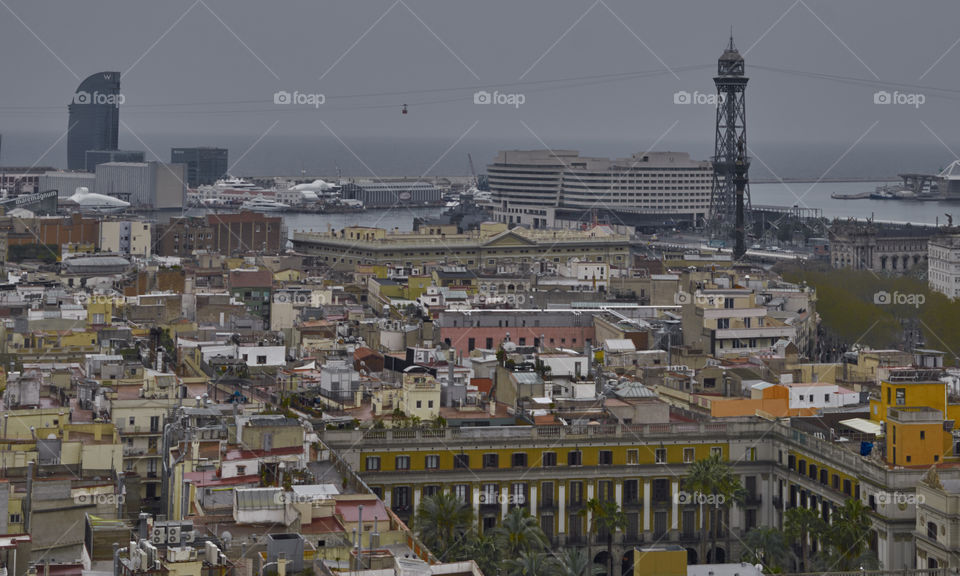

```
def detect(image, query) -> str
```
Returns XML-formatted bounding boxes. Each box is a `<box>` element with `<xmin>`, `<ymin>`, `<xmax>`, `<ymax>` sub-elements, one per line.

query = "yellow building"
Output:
<box><xmin>869</xmin><ymin>368</ymin><xmax>960</xmax><ymax>430</ymax></box>
<box><xmin>633</xmin><ymin>546</ymin><xmax>687</xmax><ymax>576</ymax></box>
<box><xmin>399</xmin><ymin>370</ymin><xmax>441</xmax><ymax>420</ymax></box>
<box><xmin>886</xmin><ymin>407</ymin><xmax>953</xmax><ymax>467</ymax></box>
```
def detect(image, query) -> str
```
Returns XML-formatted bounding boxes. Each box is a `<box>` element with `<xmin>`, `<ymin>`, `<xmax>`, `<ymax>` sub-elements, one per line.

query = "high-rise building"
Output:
<box><xmin>85</xmin><ymin>149</ymin><xmax>144</xmax><ymax>172</ymax></box>
<box><xmin>67</xmin><ymin>71</ymin><xmax>121</xmax><ymax>171</ymax></box>
<box><xmin>487</xmin><ymin>150</ymin><xmax>712</xmax><ymax>229</ymax></box>
<box><xmin>171</xmin><ymin>147</ymin><xmax>228</xmax><ymax>187</ymax></box>
<box><xmin>95</xmin><ymin>162</ymin><xmax>186</xmax><ymax>210</ymax></box>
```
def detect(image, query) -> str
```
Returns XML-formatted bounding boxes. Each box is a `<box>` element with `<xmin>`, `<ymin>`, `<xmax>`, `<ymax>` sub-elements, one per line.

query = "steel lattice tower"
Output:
<box><xmin>709</xmin><ymin>34</ymin><xmax>751</xmax><ymax>238</ymax></box>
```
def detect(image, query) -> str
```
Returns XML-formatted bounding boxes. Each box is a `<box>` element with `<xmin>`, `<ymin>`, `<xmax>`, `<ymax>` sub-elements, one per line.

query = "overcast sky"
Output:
<box><xmin>2</xmin><ymin>0</ymin><xmax>960</xmax><ymax>177</ymax></box>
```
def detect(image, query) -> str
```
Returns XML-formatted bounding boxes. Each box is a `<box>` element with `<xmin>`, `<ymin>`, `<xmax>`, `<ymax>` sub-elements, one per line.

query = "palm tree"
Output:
<box><xmin>414</xmin><ymin>491</ymin><xmax>474</xmax><ymax>560</ymax></box>
<box><xmin>492</xmin><ymin>506</ymin><xmax>549</xmax><ymax>557</ymax></box>
<box><xmin>684</xmin><ymin>452</ymin><xmax>746</xmax><ymax>563</ymax></box>
<box><xmin>825</xmin><ymin>498</ymin><xmax>877</xmax><ymax>571</ymax></box>
<box><xmin>579</xmin><ymin>498</ymin><xmax>626</xmax><ymax>576</ymax></box>
<box><xmin>740</xmin><ymin>527</ymin><xmax>792</xmax><ymax>573</ymax></box>
<box><xmin>503</xmin><ymin>550</ymin><xmax>554</xmax><ymax>576</ymax></box>
<box><xmin>463</xmin><ymin>532</ymin><xmax>499</xmax><ymax>576</ymax></box>
<box><xmin>552</xmin><ymin>548</ymin><xmax>603</xmax><ymax>576</ymax></box>
<box><xmin>784</xmin><ymin>506</ymin><xmax>824</xmax><ymax>571</ymax></box>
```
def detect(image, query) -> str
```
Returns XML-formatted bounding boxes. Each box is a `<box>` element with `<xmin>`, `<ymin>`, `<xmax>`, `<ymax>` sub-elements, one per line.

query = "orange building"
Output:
<box><xmin>886</xmin><ymin>406</ymin><xmax>953</xmax><ymax>467</ymax></box>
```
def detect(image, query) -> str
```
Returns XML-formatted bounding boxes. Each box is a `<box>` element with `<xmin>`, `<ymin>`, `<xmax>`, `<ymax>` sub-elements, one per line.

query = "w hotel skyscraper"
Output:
<box><xmin>67</xmin><ymin>71</ymin><xmax>121</xmax><ymax>171</ymax></box>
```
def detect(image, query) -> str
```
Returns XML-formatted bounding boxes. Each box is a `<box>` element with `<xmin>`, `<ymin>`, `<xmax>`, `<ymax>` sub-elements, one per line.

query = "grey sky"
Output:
<box><xmin>2</xmin><ymin>0</ymin><xmax>960</xmax><ymax>177</ymax></box>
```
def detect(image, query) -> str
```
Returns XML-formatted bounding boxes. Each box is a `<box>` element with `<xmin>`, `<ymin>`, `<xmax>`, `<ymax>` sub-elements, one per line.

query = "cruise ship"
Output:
<box><xmin>487</xmin><ymin>150</ymin><xmax>712</xmax><ymax>229</ymax></box>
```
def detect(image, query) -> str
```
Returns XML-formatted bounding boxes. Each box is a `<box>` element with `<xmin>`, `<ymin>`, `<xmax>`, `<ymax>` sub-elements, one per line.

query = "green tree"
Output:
<box><xmin>740</xmin><ymin>527</ymin><xmax>792</xmax><ymax>573</ymax></box>
<box><xmin>492</xmin><ymin>507</ymin><xmax>549</xmax><ymax>558</ymax></box>
<box><xmin>579</xmin><ymin>498</ymin><xmax>626</xmax><ymax>576</ymax></box>
<box><xmin>462</xmin><ymin>532</ymin><xmax>499</xmax><ymax>576</ymax></box>
<box><xmin>684</xmin><ymin>452</ymin><xmax>746</xmax><ymax>563</ymax></box>
<box><xmin>414</xmin><ymin>492</ymin><xmax>474</xmax><ymax>560</ymax></box>
<box><xmin>823</xmin><ymin>498</ymin><xmax>878</xmax><ymax>571</ymax></box>
<box><xmin>503</xmin><ymin>551</ymin><xmax>554</xmax><ymax>576</ymax></box>
<box><xmin>551</xmin><ymin>548</ymin><xmax>603</xmax><ymax>576</ymax></box>
<box><xmin>784</xmin><ymin>506</ymin><xmax>824</xmax><ymax>571</ymax></box>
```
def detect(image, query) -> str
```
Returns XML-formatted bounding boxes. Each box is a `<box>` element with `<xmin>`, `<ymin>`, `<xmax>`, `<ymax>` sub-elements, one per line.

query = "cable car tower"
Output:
<box><xmin>709</xmin><ymin>33</ymin><xmax>751</xmax><ymax>240</ymax></box>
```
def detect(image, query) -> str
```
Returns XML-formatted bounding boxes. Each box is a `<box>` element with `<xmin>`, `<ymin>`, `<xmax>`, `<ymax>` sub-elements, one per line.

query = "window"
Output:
<box><xmin>746</xmin><ymin>447</ymin><xmax>757</xmax><ymax>461</ymax></box>
<box><xmin>454</xmin><ymin>454</ymin><xmax>470</xmax><ymax>469</ymax></box>
<box><xmin>511</xmin><ymin>453</ymin><xmax>528</xmax><ymax>468</ymax></box>
<box><xmin>569</xmin><ymin>481</ymin><xmax>584</xmax><ymax>505</ymax></box>
<box><xmin>257</xmin><ymin>355</ymin><xmax>267</xmax><ymax>365</ymax></box>
<box><xmin>129</xmin><ymin>416</ymin><xmax>136</xmax><ymax>426</ymax></box>
<box><xmin>895</xmin><ymin>388</ymin><xmax>906</xmax><ymax>405</ymax></box>
<box><xmin>684</xmin><ymin>448</ymin><xmax>695</xmax><ymax>463</ymax></box>
<box><xmin>425</xmin><ymin>455</ymin><xmax>439</xmax><ymax>469</ymax></box>
<box><xmin>626</xmin><ymin>449</ymin><xmax>639</xmax><ymax>465</ymax></box>
<box><xmin>717</xmin><ymin>318</ymin><xmax>730</xmax><ymax>329</ymax></box>
<box><xmin>541</xmin><ymin>482</ymin><xmax>555</xmax><ymax>507</ymax></box>
<box><xmin>453</xmin><ymin>484</ymin><xmax>469</xmax><ymax>503</ymax></box>
<box><xmin>423</xmin><ymin>485</ymin><xmax>440</xmax><ymax>497</ymax></box>
<box><xmin>237</xmin><ymin>465</ymin><xmax>246</xmax><ymax>475</ymax></box>
<box><xmin>624</xmin><ymin>479</ymin><xmax>640</xmax><ymax>504</ymax></box>
<box><xmin>710</xmin><ymin>447</ymin><xmax>722</xmax><ymax>458</ymax></box>
<box><xmin>365</xmin><ymin>456</ymin><xmax>380</xmax><ymax>471</ymax></box>
<box><xmin>928</xmin><ymin>521</ymin><xmax>938</xmax><ymax>540</ymax></box>
<box><xmin>542</xmin><ymin>452</ymin><xmax>557</xmax><ymax>467</ymax></box>
<box><xmin>655</xmin><ymin>448</ymin><xmax>667</xmax><ymax>464</ymax></box>
<box><xmin>567</xmin><ymin>450</ymin><xmax>582</xmax><ymax>466</ymax></box>
<box><xmin>599</xmin><ymin>450</ymin><xmax>613</xmax><ymax>466</ymax></box>
<box><xmin>483</xmin><ymin>453</ymin><xmax>499</xmax><ymax>468</ymax></box>
<box><xmin>652</xmin><ymin>479</ymin><xmax>670</xmax><ymax>503</ymax></box>
<box><xmin>654</xmin><ymin>510</ymin><xmax>668</xmax><ymax>538</ymax></box>
<box><xmin>396</xmin><ymin>455</ymin><xmax>410</xmax><ymax>470</ymax></box>
<box><xmin>921</xmin><ymin>431</ymin><xmax>926</xmax><ymax>440</ymax></box>
<box><xmin>416</xmin><ymin>400</ymin><xmax>422</xmax><ymax>408</ymax></box>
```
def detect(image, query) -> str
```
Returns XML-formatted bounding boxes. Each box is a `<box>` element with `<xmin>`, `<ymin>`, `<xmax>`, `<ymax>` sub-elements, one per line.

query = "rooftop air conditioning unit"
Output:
<box><xmin>167</xmin><ymin>526</ymin><xmax>181</xmax><ymax>544</ymax></box>
<box><xmin>151</xmin><ymin>526</ymin><xmax>166</xmax><ymax>544</ymax></box>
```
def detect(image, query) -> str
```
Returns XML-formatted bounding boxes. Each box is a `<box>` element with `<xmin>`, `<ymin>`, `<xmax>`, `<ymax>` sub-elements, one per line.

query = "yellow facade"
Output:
<box><xmin>86</xmin><ymin>297</ymin><xmax>118</xmax><ymax>326</ymax></box>
<box><xmin>870</xmin><ymin>379</ymin><xmax>951</xmax><ymax>427</ymax></box>
<box><xmin>886</xmin><ymin>408</ymin><xmax>953</xmax><ymax>467</ymax></box>
<box><xmin>406</xmin><ymin>276</ymin><xmax>432</xmax><ymax>300</ymax></box>
<box><xmin>788</xmin><ymin>450</ymin><xmax>860</xmax><ymax>500</ymax></box>
<box><xmin>633</xmin><ymin>548</ymin><xmax>687</xmax><ymax>576</ymax></box>
<box><xmin>399</xmin><ymin>373</ymin><xmax>441</xmax><ymax>420</ymax></box>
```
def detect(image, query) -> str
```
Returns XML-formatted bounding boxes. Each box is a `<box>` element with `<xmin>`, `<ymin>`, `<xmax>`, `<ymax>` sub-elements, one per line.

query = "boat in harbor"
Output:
<box><xmin>240</xmin><ymin>197</ymin><xmax>289</xmax><ymax>212</ymax></box>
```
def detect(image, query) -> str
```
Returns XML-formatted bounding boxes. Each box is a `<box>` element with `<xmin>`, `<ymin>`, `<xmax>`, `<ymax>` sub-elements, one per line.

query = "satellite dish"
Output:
<box><xmin>221</xmin><ymin>531</ymin><xmax>233</xmax><ymax>548</ymax></box>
